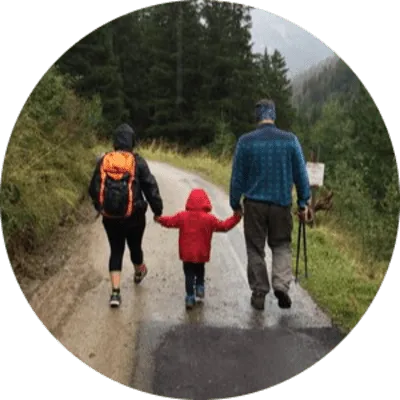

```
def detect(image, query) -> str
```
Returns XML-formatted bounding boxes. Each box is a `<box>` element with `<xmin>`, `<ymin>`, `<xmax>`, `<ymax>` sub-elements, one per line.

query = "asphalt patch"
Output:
<box><xmin>134</xmin><ymin>323</ymin><xmax>344</xmax><ymax>399</ymax></box>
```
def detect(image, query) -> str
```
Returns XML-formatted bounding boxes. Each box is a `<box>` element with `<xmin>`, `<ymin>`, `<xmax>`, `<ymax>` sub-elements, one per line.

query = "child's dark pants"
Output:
<box><xmin>183</xmin><ymin>262</ymin><xmax>205</xmax><ymax>296</ymax></box>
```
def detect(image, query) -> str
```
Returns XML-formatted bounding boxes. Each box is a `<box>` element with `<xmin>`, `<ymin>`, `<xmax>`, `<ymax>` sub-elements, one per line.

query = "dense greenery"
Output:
<box><xmin>0</xmin><ymin>66</ymin><xmax>102</xmax><ymax>259</ymax></box>
<box><xmin>56</xmin><ymin>1</ymin><xmax>292</xmax><ymax>149</ymax></box>
<box><xmin>292</xmin><ymin>56</ymin><xmax>399</xmax><ymax>268</ymax></box>
<box><xmin>291</xmin><ymin>56</ymin><xmax>359</xmax><ymax>125</ymax></box>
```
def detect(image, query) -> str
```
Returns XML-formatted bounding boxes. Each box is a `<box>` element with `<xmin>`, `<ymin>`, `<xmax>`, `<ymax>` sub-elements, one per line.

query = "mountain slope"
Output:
<box><xmin>291</xmin><ymin>54</ymin><xmax>360</xmax><ymax>121</ymax></box>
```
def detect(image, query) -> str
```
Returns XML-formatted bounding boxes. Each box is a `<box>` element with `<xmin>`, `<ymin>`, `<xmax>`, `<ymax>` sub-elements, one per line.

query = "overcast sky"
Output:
<box><xmin>250</xmin><ymin>8</ymin><xmax>334</xmax><ymax>77</ymax></box>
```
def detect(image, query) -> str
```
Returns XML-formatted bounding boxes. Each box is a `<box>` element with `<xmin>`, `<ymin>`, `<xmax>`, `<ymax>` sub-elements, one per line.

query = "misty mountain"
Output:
<box><xmin>290</xmin><ymin>53</ymin><xmax>360</xmax><ymax>125</ymax></box>
<box><xmin>250</xmin><ymin>8</ymin><xmax>334</xmax><ymax>78</ymax></box>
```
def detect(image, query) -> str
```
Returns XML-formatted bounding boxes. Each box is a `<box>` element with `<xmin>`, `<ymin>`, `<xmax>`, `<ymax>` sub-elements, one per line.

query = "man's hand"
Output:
<box><xmin>297</xmin><ymin>206</ymin><xmax>313</xmax><ymax>222</ymax></box>
<box><xmin>154</xmin><ymin>215</ymin><xmax>161</xmax><ymax>223</ymax></box>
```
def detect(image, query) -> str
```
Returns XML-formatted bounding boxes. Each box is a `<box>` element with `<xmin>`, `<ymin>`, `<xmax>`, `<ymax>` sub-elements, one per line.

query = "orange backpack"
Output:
<box><xmin>98</xmin><ymin>151</ymin><xmax>136</xmax><ymax>218</ymax></box>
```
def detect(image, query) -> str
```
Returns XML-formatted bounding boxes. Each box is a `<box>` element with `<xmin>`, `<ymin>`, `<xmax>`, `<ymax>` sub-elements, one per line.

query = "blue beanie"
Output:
<box><xmin>255</xmin><ymin>101</ymin><xmax>276</xmax><ymax>122</ymax></box>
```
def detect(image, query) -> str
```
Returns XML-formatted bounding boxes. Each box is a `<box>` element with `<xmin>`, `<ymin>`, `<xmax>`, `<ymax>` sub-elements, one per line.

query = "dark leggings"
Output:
<box><xmin>183</xmin><ymin>262</ymin><xmax>205</xmax><ymax>296</ymax></box>
<box><xmin>103</xmin><ymin>213</ymin><xmax>146</xmax><ymax>272</ymax></box>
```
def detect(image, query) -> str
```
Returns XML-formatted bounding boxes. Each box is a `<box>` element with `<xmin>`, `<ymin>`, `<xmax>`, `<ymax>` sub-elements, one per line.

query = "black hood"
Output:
<box><xmin>113</xmin><ymin>123</ymin><xmax>136</xmax><ymax>151</ymax></box>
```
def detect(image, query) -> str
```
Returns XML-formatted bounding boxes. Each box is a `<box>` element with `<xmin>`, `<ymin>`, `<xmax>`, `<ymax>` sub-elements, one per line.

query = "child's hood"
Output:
<box><xmin>185</xmin><ymin>188</ymin><xmax>212</xmax><ymax>212</ymax></box>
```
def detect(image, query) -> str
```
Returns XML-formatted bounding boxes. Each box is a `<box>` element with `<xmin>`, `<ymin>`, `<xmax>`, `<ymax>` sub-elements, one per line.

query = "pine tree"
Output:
<box><xmin>255</xmin><ymin>48</ymin><xmax>294</xmax><ymax>130</ymax></box>
<box><xmin>197</xmin><ymin>0</ymin><xmax>256</xmax><ymax>140</ymax></box>
<box><xmin>109</xmin><ymin>10</ymin><xmax>149</xmax><ymax>131</ymax></box>
<box><xmin>351</xmin><ymin>82</ymin><xmax>395</xmax><ymax>205</ymax></box>
<box><xmin>55</xmin><ymin>1</ymin><xmax>260</xmax><ymax>146</ymax></box>
<box><xmin>142</xmin><ymin>1</ymin><xmax>204</xmax><ymax>144</ymax></box>
<box><xmin>292</xmin><ymin>57</ymin><xmax>359</xmax><ymax>125</ymax></box>
<box><xmin>57</xmin><ymin>25</ymin><xmax>128</xmax><ymax>134</ymax></box>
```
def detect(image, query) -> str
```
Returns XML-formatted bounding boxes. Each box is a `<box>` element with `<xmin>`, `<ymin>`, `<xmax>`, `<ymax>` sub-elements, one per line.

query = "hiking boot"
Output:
<box><xmin>134</xmin><ymin>264</ymin><xmax>148</xmax><ymax>284</ymax></box>
<box><xmin>195</xmin><ymin>284</ymin><xmax>205</xmax><ymax>299</ymax></box>
<box><xmin>185</xmin><ymin>295</ymin><xmax>196</xmax><ymax>310</ymax></box>
<box><xmin>109</xmin><ymin>291</ymin><xmax>121</xmax><ymax>308</ymax></box>
<box><xmin>274</xmin><ymin>290</ymin><xmax>292</xmax><ymax>309</ymax></box>
<box><xmin>251</xmin><ymin>291</ymin><xmax>265</xmax><ymax>310</ymax></box>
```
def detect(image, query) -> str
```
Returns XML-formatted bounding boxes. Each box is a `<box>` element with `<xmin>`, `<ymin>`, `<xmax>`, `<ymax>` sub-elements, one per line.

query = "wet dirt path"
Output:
<box><xmin>28</xmin><ymin>161</ymin><xmax>344</xmax><ymax>398</ymax></box>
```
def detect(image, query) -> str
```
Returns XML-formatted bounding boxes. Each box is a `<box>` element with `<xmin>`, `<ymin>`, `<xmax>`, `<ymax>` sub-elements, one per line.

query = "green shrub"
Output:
<box><xmin>0</xmin><ymin>65</ymin><xmax>104</xmax><ymax>258</ymax></box>
<box><xmin>208</xmin><ymin>118</ymin><xmax>236</xmax><ymax>159</ymax></box>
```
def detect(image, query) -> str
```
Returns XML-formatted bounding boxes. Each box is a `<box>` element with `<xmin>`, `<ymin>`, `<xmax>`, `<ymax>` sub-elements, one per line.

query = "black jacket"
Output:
<box><xmin>88</xmin><ymin>124</ymin><xmax>163</xmax><ymax>218</ymax></box>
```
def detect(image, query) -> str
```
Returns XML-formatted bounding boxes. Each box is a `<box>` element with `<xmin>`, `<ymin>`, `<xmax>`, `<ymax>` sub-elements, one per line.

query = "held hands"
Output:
<box><xmin>233</xmin><ymin>208</ymin><xmax>243</xmax><ymax>219</ymax></box>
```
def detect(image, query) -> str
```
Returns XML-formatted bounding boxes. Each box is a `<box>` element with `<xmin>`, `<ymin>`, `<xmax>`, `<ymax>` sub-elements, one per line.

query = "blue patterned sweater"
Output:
<box><xmin>229</xmin><ymin>122</ymin><xmax>310</xmax><ymax>210</ymax></box>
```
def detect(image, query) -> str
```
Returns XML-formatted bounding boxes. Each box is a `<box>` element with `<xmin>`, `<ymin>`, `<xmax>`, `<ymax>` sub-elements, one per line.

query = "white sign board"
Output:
<box><xmin>306</xmin><ymin>162</ymin><xmax>325</xmax><ymax>187</ymax></box>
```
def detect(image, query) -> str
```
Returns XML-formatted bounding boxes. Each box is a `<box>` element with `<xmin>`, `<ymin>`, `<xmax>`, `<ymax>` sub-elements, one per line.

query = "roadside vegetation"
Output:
<box><xmin>0</xmin><ymin>66</ymin><xmax>102</xmax><ymax>275</ymax></box>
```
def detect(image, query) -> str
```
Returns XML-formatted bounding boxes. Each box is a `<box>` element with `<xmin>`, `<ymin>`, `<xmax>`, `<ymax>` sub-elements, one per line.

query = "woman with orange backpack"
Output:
<box><xmin>89</xmin><ymin>123</ymin><xmax>163</xmax><ymax>307</ymax></box>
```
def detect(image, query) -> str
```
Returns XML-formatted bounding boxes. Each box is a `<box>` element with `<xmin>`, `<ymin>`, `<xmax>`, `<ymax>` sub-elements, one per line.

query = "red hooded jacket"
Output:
<box><xmin>157</xmin><ymin>188</ymin><xmax>241</xmax><ymax>263</ymax></box>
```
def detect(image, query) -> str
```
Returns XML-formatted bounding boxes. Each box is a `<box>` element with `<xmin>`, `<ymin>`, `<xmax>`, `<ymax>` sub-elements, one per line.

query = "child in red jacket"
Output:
<box><xmin>155</xmin><ymin>188</ymin><xmax>241</xmax><ymax>310</ymax></box>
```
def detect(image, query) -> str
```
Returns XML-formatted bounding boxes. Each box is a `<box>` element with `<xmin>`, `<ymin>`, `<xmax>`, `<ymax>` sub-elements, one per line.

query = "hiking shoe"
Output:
<box><xmin>251</xmin><ymin>291</ymin><xmax>265</xmax><ymax>310</ymax></box>
<box><xmin>195</xmin><ymin>285</ymin><xmax>205</xmax><ymax>299</ymax></box>
<box><xmin>185</xmin><ymin>295</ymin><xmax>196</xmax><ymax>310</ymax></box>
<box><xmin>274</xmin><ymin>290</ymin><xmax>292</xmax><ymax>309</ymax></box>
<box><xmin>134</xmin><ymin>264</ymin><xmax>148</xmax><ymax>284</ymax></box>
<box><xmin>109</xmin><ymin>291</ymin><xmax>121</xmax><ymax>308</ymax></box>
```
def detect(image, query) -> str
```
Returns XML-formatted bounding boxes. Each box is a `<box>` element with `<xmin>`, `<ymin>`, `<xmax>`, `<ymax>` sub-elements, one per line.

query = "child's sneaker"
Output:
<box><xmin>195</xmin><ymin>284</ymin><xmax>205</xmax><ymax>299</ymax></box>
<box><xmin>109</xmin><ymin>291</ymin><xmax>121</xmax><ymax>308</ymax></box>
<box><xmin>134</xmin><ymin>264</ymin><xmax>148</xmax><ymax>284</ymax></box>
<box><xmin>185</xmin><ymin>295</ymin><xmax>196</xmax><ymax>310</ymax></box>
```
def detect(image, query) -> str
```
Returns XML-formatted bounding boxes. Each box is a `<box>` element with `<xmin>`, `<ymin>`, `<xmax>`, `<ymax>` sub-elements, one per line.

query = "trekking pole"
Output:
<box><xmin>295</xmin><ymin>219</ymin><xmax>309</xmax><ymax>282</ymax></box>
<box><xmin>303</xmin><ymin>220</ymin><xmax>308</xmax><ymax>278</ymax></box>
<box><xmin>295</xmin><ymin>220</ymin><xmax>302</xmax><ymax>283</ymax></box>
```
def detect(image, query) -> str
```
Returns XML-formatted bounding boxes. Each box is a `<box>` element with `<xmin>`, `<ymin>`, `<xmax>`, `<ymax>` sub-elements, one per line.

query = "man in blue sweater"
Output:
<box><xmin>229</xmin><ymin>99</ymin><xmax>310</xmax><ymax>311</ymax></box>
